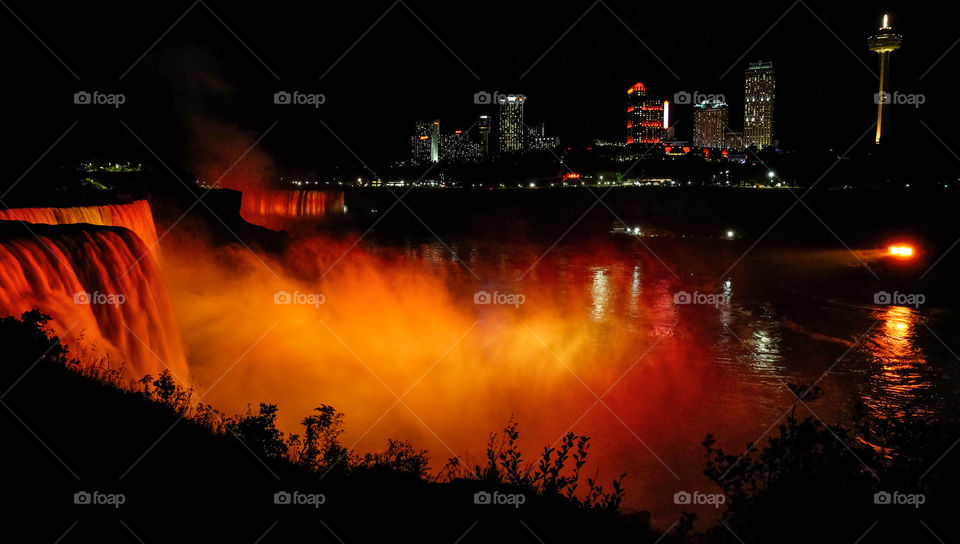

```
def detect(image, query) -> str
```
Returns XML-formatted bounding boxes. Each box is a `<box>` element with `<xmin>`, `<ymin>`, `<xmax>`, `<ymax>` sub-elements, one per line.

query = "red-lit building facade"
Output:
<box><xmin>626</xmin><ymin>82</ymin><xmax>668</xmax><ymax>145</ymax></box>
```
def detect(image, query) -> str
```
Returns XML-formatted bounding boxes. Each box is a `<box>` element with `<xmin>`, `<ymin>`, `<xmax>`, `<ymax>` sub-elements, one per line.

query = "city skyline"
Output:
<box><xmin>406</xmin><ymin>60</ymin><xmax>775</xmax><ymax>165</ymax></box>
<box><xmin>1</xmin><ymin>3</ymin><xmax>950</xmax><ymax>181</ymax></box>
<box><xmin>401</xmin><ymin>11</ymin><xmax>917</xmax><ymax>165</ymax></box>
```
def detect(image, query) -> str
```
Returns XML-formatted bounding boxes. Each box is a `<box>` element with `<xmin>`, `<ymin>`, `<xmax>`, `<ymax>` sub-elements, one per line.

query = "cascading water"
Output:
<box><xmin>0</xmin><ymin>200</ymin><xmax>161</xmax><ymax>255</ymax></box>
<box><xmin>240</xmin><ymin>189</ymin><xmax>345</xmax><ymax>230</ymax></box>
<box><xmin>0</xmin><ymin>202</ymin><xmax>188</xmax><ymax>382</ymax></box>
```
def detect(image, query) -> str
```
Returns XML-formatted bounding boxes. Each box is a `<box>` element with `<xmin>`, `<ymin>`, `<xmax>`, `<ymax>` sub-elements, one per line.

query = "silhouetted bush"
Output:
<box><xmin>226</xmin><ymin>403</ymin><xmax>289</xmax><ymax>462</ymax></box>
<box><xmin>700</xmin><ymin>383</ymin><xmax>960</xmax><ymax>544</ymax></box>
<box><xmin>443</xmin><ymin>418</ymin><xmax>625</xmax><ymax>513</ymax></box>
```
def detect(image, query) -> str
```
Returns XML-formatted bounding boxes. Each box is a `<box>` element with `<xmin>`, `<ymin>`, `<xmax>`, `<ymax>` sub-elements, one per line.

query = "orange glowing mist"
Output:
<box><xmin>159</xmin><ymin>227</ymin><xmax>758</xmax><ymax>520</ymax></box>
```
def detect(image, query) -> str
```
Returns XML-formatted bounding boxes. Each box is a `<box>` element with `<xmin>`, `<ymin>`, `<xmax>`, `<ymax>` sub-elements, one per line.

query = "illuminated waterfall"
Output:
<box><xmin>240</xmin><ymin>190</ymin><xmax>346</xmax><ymax>229</ymax></box>
<box><xmin>0</xmin><ymin>202</ymin><xmax>187</xmax><ymax>382</ymax></box>
<box><xmin>0</xmin><ymin>200</ymin><xmax>160</xmax><ymax>255</ymax></box>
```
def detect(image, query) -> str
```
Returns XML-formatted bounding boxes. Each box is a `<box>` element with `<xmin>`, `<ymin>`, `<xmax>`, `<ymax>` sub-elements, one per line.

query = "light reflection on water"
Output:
<box><xmin>863</xmin><ymin>305</ymin><xmax>928</xmax><ymax>414</ymax></box>
<box><xmin>388</xmin><ymin>239</ymin><xmax>938</xmax><ymax>521</ymax></box>
<box><xmin>628</xmin><ymin>265</ymin><xmax>642</xmax><ymax>322</ymax></box>
<box><xmin>410</xmin><ymin>238</ymin><xmax>939</xmax><ymax>406</ymax></box>
<box><xmin>590</xmin><ymin>266</ymin><xmax>612</xmax><ymax>322</ymax></box>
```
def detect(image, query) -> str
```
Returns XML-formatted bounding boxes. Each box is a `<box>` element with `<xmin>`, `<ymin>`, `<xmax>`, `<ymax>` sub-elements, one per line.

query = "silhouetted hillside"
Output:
<box><xmin>0</xmin><ymin>311</ymin><xmax>655</xmax><ymax>544</ymax></box>
<box><xmin>3</xmin><ymin>311</ymin><xmax>958</xmax><ymax>543</ymax></box>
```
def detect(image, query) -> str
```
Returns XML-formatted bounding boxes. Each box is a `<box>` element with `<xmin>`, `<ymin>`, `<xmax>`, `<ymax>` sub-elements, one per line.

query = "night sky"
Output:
<box><xmin>1</xmin><ymin>0</ymin><xmax>957</xmax><ymax>179</ymax></box>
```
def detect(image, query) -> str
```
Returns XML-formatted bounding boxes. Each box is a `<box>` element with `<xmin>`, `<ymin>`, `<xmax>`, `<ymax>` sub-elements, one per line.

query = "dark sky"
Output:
<box><xmin>1</xmin><ymin>0</ymin><xmax>957</xmax><ymax>179</ymax></box>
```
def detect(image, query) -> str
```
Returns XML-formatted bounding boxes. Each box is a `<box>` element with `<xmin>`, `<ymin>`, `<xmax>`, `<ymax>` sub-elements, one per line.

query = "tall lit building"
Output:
<box><xmin>497</xmin><ymin>94</ymin><xmax>525</xmax><ymax>153</ymax></box>
<box><xmin>868</xmin><ymin>14</ymin><xmax>903</xmax><ymax>144</ymax></box>
<box><xmin>411</xmin><ymin>121</ymin><xmax>436</xmax><ymax>165</ymax></box>
<box><xmin>626</xmin><ymin>82</ymin><xmax>668</xmax><ymax>144</ymax></box>
<box><xmin>693</xmin><ymin>102</ymin><xmax>728</xmax><ymax>148</ymax></box>
<box><xmin>430</xmin><ymin>119</ymin><xmax>440</xmax><ymax>162</ymax></box>
<box><xmin>478</xmin><ymin>115</ymin><xmax>492</xmax><ymax>155</ymax></box>
<box><xmin>744</xmin><ymin>62</ymin><xmax>775</xmax><ymax>149</ymax></box>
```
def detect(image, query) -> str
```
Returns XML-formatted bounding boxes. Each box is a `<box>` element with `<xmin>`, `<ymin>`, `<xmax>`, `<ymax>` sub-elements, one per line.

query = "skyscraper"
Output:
<box><xmin>430</xmin><ymin>119</ymin><xmax>440</xmax><ymax>163</ymax></box>
<box><xmin>497</xmin><ymin>94</ymin><xmax>525</xmax><ymax>153</ymax></box>
<box><xmin>411</xmin><ymin>121</ymin><xmax>435</xmax><ymax>165</ymax></box>
<box><xmin>868</xmin><ymin>14</ymin><xmax>903</xmax><ymax>144</ymax></box>
<box><xmin>626</xmin><ymin>82</ymin><xmax>668</xmax><ymax>144</ymax></box>
<box><xmin>478</xmin><ymin>115</ymin><xmax>492</xmax><ymax>155</ymax></box>
<box><xmin>693</xmin><ymin>102</ymin><xmax>728</xmax><ymax>149</ymax></box>
<box><xmin>744</xmin><ymin>62</ymin><xmax>775</xmax><ymax>149</ymax></box>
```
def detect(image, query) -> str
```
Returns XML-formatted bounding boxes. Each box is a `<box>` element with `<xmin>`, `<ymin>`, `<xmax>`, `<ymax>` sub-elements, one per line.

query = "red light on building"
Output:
<box><xmin>626</xmin><ymin>137</ymin><xmax>634</xmax><ymax>144</ymax></box>
<box><xmin>627</xmin><ymin>82</ymin><xmax>646</xmax><ymax>95</ymax></box>
<box><xmin>627</xmin><ymin>106</ymin><xmax>635</xmax><ymax>112</ymax></box>
<box><xmin>626</xmin><ymin>122</ymin><xmax>633</xmax><ymax>128</ymax></box>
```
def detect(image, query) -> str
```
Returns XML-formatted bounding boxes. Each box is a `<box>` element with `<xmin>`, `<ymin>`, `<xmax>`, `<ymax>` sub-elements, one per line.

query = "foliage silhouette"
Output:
<box><xmin>4</xmin><ymin>312</ymin><xmax>957</xmax><ymax>543</ymax></box>
<box><xmin>700</xmin><ymin>383</ymin><xmax>959</xmax><ymax>544</ymax></box>
<box><xmin>0</xmin><ymin>311</ymin><xmax>649</xmax><ymax>543</ymax></box>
